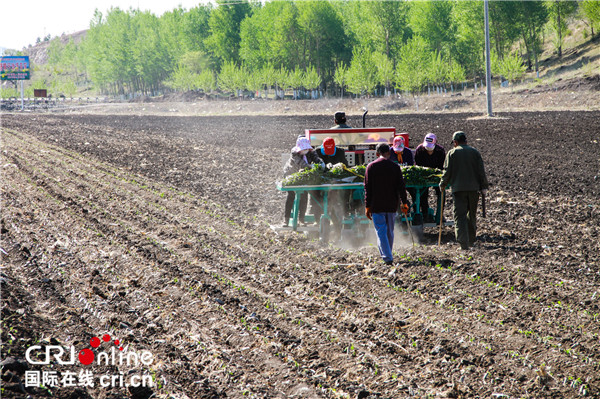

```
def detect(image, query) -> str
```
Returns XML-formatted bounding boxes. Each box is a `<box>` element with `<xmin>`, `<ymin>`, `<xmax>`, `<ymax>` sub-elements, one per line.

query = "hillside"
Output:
<box><xmin>24</xmin><ymin>30</ymin><xmax>87</xmax><ymax>65</ymax></box>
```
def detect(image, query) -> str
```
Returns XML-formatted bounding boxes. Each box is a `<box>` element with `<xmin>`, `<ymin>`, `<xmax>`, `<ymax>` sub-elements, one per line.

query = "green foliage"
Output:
<box><xmin>325</xmin><ymin>163</ymin><xmax>365</xmax><ymax>181</ymax></box>
<box><xmin>333</xmin><ymin>63</ymin><xmax>348</xmax><ymax>97</ymax></box>
<box><xmin>44</xmin><ymin>0</ymin><xmax>589</xmax><ymax>98</ymax></box>
<box><xmin>303</xmin><ymin>65</ymin><xmax>322</xmax><ymax>91</ymax></box>
<box><xmin>513</xmin><ymin>2</ymin><xmax>549</xmax><ymax>70</ymax></box>
<box><xmin>447</xmin><ymin>62</ymin><xmax>466</xmax><ymax>85</ymax></box>
<box><xmin>395</xmin><ymin>36</ymin><xmax>430</xmax><ymax>95</ymax></box>
<box><xmin>297</xmin><ymin>1</ymin><xmax>347</xmax><ymax>82</ymax></box>
<box><xmin>428</xmin><ymin>51</ymin><xmax>449</xmax><ymax>87</ymax></box>
<box><xmin>217</xmin><ymin>61</ymin><xmax>240</xmax><ymax>95</ymax></box>
<box><xmin>401</xmin><ymin>166</ymin><xmax>442</xmax><ymax>187</ymax></box>
<box><xmin>288</xmin><ymin>66</ymin><xmax>305</xmax><ymax>91</ymax></box>
<box><xmin>452</xmin><ymin>1</ymin><xmax>485</xmax><ymax>78</ymax></box>
<box><xmin>205</xmin><ymin>0</ymin><xmax>253</xmax><ymax>67</ymax></box>
<box><xmin>496</xmin><ymin>51</ymin><xmax>527</xmax><ymax>84</ymax></box>
<box><xmin>245</xmin><ymin>68</ymin><xmax>263</xmax><ymax>94</ymax></box>
<box><xmin>581</xmin><ymin>0</ymin><xmax>600</xmax><ymax>33</ymax></box>
<box><xmin>346</xmin><ymin>47</ymin><xmax>378</xmax><ymax>96</ymax></box>
<box><xmin>343</xmin><ymin>1</ymin><xmax>410</xmax><ymax>60</ymax></box>
<box><xmin>274</xmin><ymin>66</ymin><xmax>289</xmax><ymax>93</ymax></box>
<box><xmin>259</xmin><ymin>63</ymin><xmax>276</xmax><ymax>96</ymax></box>
<box><xmin>409</xmin><ymin>0</ymin><xmax>455</xmax><ymax>56</ymax></box>
<box><xmin>374</xmin><ymin>53</ymin><xmax>394</xmax><ymax>93</ymax></box>
<box><xmin>545</xmin><ymin>0</ymin><xmax>578</xmax><ymax>57</ymax></box>
<box><xmin>282</xmin><ymin>164</ymin><xmax>366</xmax><ymax>187</ymax></box>
<box><xmin>196</xmin><ymin>70</ymin><xmax>217</xmax><ymax>94</ymax></box>
<box><xmin>166</xmin><ymin>51</ymin><xmax>215</xmax><ymax>93</ymax></box>
<box><xmin>282</xmin><ymin>164</ymin><xmax>325</xmax><ymax>187</ymax></box>
<box><xmin>283</xmin><ymin>163</ymin><xmax>441</xmax><ymax>187</ymax></box>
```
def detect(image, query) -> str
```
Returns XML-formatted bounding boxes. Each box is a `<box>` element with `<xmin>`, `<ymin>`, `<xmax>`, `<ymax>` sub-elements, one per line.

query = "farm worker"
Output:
<box><xmin>390</xmin><ymin>135</ymin><xmax>414</xmax><ymax>166</ymax></box>
<box><xmin>282</xmin><ymin>136</ymin><xmax>324</xmax><ymax>227</ymax></box>
<box><xmin>311</xmin><ymin>137</ymin><xmax>349</xmax><ymax>232</ymax></box>
<box><xmin>364</xmin><ymin>143</ymin><xmax>409</xmax><ymax>265</ymax></box>
<box><xmin>331</xmin><ymin>111</ymin><xmax>351</xmax><ymax>129</ymax></box>
<box><xmin>414</xmin><ymin>133</ymin><xmax>446</xmax><ymax>223</ymax></box>
<box><xmin>391</xmin><ymin>135</ymin><xmax>417</xmax><ymax>216</ymax></box>
<box><xmin>318</xmin><ymin>137</ymin><xmax>348</xmax><ymax>166</ymax></box>
<box><xmin>440</xmin><ymin>131</ymin><xmax>489</xmax><ymax>250</ymax></box>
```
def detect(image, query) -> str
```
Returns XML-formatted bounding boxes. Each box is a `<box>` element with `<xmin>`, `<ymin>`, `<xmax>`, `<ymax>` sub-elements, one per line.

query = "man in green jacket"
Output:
<box><xmin>440</xmin><ymin>131</ymin><xmax>489</xmax><ymax>250</ymax></box>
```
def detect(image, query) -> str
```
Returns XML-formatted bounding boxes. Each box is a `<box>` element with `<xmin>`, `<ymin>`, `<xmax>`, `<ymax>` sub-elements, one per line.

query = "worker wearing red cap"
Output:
<box><xmin>318</xmin><ymin>137</ymin><xmax>348</xmax><ymax>166</ymax></box>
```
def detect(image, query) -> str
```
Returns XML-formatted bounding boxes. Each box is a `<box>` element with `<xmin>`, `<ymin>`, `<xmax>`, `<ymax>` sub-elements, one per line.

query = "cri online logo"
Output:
<box><xmin>26</xmin><ymin>334</ymin><xmax>153</xmax><ymax>366</ymax></box>
<box><xmin>79</xmin><ymin>334</ymin><xmax>122</xmax><ymax>365</ymax></box>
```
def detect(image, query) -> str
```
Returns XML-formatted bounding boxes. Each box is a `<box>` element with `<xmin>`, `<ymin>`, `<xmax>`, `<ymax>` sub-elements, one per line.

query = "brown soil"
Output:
<box><xmin>1</xmin><ymin>101</ymin><xmax>599</xmax><ymax>398</ymax></box>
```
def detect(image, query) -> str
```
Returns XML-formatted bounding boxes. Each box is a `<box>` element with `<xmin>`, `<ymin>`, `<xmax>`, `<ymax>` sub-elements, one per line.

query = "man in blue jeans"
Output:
<box><xmin>364</xmin><ymin>143</ymin><xmax>409</xmax><ymax>265</ymax></box>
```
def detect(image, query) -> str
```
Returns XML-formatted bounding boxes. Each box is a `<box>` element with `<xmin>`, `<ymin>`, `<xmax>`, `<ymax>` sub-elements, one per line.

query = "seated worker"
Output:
<box><xmin>318</xmin><ymin>137</ymin><xmax>347</xmax><ymax>166</ymax></box>
<box><xmin>414</xmin><ymin>133</ymin><xmax>446</xmax><ymax>223</ymax></box>
<box><xmin>282</xmin><ymin>136</ymin><xmax>324</xmax><ymax>227</ymax></box>
<box><xmin>390</xmin><ymin>135</ymin><xmax>414</xmax><ymax>166</ymax></box>
<box><xmin>331</xmin><ymin>111</ymin><xmax>351</xmax><ymax>129</ymax></box>
<box><xmin>391</xmin><ymin>135</ymin><xmax>416</xmax><ymax>218</ymax></box>
<box><xmin>312</xmin><ymin>137</ymin><xmax>348</xmax><ymax>232</ymax></box>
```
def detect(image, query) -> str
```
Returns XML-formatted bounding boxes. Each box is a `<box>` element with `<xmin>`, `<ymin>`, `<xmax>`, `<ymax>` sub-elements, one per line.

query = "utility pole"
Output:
<box><xmin>484</xmin><ymin>0</ymin><xmax>493</xmax><ymax>117</ymax></box>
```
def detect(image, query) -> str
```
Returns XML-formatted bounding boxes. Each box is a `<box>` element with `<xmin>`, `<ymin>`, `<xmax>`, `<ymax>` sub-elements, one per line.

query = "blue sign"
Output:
<box><xmin>1</xmin><ymin>56</ymin><xmax>30</xmax><ymax>80</ymax></box>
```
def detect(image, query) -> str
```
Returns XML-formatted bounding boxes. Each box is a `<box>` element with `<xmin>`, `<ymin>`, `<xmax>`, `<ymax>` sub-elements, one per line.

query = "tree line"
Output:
<box><xmin>32</xmin><ymin>0</ymin><xmax>600</xmax><ymax>98</ymax></box>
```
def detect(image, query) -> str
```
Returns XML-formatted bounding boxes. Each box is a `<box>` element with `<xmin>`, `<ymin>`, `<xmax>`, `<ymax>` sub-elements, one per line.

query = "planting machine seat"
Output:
<box><xmin>276</xmin><ymin>127</ymin><xmax>450</xmax><ymax>244</ymax></box>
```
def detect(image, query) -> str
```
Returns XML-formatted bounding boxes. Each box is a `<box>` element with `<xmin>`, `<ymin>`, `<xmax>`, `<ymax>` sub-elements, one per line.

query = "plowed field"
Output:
<box><xmin>1</xmin><ymin>110</ymin><xmax>599</xmax><ymax>399</ymax></box>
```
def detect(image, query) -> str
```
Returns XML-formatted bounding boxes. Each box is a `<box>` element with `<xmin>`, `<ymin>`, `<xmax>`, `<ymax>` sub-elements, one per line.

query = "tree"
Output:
<box><xmin>346</xmin><ymin>47</ymin><xmax>378</xmax><ymax>97</ymax></box>
<box><xmin>452</xmin><ymin>1</ymin><xmax>485</xmax><ymax>79</ymax></box>
<box><xmin>273</xmin><ymin>66</ymin><xmax>289</xmax><ymax>99</ymax></box>
<box><xmin>196</xmin><ymin>70</ymin><xmax>216</xmax><ymax>95</ymax></box>
<box><xmin>297</xmin><ymin>1</ymin><xmax>348</xmax><ymax>87</ymax></box>
<box><xmin>546</xmin><ymin>0</ymin><xmax>579</xmax><ymax>57</ymax></box>
<box><xmin>260</xmin><ymin>63</ymin><xmax>276</xmax><ymax>98</ymax></box>
<box><xmin>395</xmin><ymin>36</ymin><xmax>430</xmax><ymax>96</ymax></box>
<box><xmin>302</xmin><ymin>65</ymin><xmax>322</xmax><ymax>97</ymax></box>
<box><xmin>581</xmin><ymin>0</ymin><xmax>600</xmax><ymax>37</ymax></box>
<box><xmin>333</xmin><ymin>63</ymin><xmax>348</xmax><ymax>98</ymax></box>
<box><xmin>373</xmin><ymin>53</ymin><xmax>394</xmax><ymax>96</ymax></box>
<box><xmin>409</xmin><ymin>0</ymin><xmax>456</xmax><ymax>56</ymax></box>
<box><xmin>239</xmin><ymin>1</ymin><xmax>303</xmax><ymax>70</ymax></box>
<box><xmin>513</xmin><ymin>1</ymin><xmax>548</xmax><ymax>75</ymax></box>
<box><xmin>427</xmin><ymin>51</ymin><xmax>449</xmax><ymax>91</ymax></box>
<box><xmin>135</xmin><ymin>10</ymin><xmax>170</xmax><ymax>95</ymax></box>
<box><xmin>205</xmin><ymin>0</ymin><xmax>252</xmax><ymax>67</ymax></box>
<box><xmin>288</xmin><ymin>66</ymin><xmax>304</xmax><ymax>99</ymax></box>
<box><xmin>447</xmin><ymin>62</ymin><xmax>466</xmax><ymax>90</ymax></box>
<box><xmin>343</xmin><ymin>1</ymin><xmax>410</xmax><ymax>60</ymax></box>
<box><xmin>496</xmin><ymin>51</ymin><xmax>527</xmax><ymax>86</ymax></box>
<box><xmin>166</xmin><ymin>64</ymin><xmax>196</xmax><ymax>91</ymax></box>
<box><xmin>217</xmin><ymin>60</ymin><xmax>239</xmax><ymax>97</ymax></box>
<box><xmin>268</xmin><ymin>2</ymin><xmax>303</xmax><ymax>70</ymax></box>
<box><xmin>245</xmin><ymin>68</ymin><xmax>263</xmax><ymax>97</ymax></box>
<box><xmin>181</xmin><ymin>4</ymin><xmax>213</xmax><ymax>53</ymax></box>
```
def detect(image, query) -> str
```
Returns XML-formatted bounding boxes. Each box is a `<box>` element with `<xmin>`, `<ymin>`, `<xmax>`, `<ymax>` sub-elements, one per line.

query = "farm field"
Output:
<box><xmin>1</xmin><ymin>109</ymin><xmax>599</xmax><ymax>398</ymax></box>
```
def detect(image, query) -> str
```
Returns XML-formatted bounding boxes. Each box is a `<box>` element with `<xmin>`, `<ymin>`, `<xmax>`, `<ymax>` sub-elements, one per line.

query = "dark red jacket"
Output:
<box><xmin>364</xmin><ymin>157</ymin><xmax>408</xmax><ymax>213</ymax></box>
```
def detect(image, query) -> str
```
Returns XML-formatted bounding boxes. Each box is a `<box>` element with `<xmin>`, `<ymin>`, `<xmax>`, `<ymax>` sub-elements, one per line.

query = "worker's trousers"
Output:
<box><xmin>452</xmin><ymin>191</ymin><xmax>479</xmax><ymax>249</ymax></box>
<box><xmin>372</xmin><ymin>212</ymin><xmax>395</xmax><ymax>263</ymax></box>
